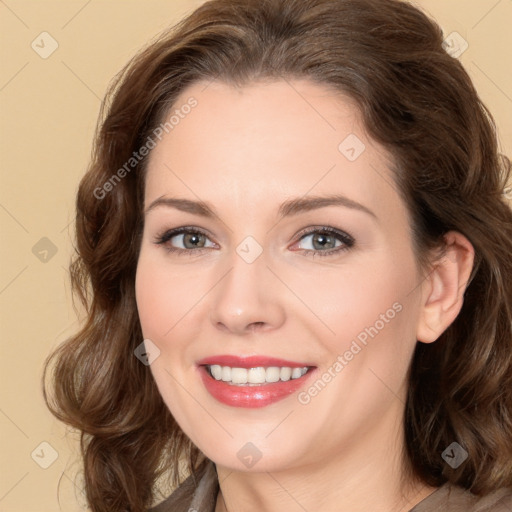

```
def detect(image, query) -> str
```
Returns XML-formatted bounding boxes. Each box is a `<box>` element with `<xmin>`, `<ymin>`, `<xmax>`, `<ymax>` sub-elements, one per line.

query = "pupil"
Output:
<box><xmin>185</xmin><ymin>233</ymin><xmax>203</xmax><ymax>248</ymax></box>
<box><xmin>314</xmin><ymin>233</ymin><xmax>333</xmax><ymax>250</ymax></box>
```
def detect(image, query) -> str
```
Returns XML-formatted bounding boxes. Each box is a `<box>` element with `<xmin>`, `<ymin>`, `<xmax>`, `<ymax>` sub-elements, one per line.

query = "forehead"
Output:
<box><xmin>144</xmin><ymin>79</ymin><xmax>399</xmax><ymax>217</ymax></box>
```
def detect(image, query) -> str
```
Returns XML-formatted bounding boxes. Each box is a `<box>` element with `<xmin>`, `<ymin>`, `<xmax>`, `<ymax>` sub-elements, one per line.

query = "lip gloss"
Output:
<box><xmin>197</xmin><ymin>355</ymin><xmax>316</xmax><ymax>408</ymax></box>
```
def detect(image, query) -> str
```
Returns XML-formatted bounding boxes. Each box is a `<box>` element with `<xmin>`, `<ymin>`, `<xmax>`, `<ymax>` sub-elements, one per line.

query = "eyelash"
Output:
<box><xmin>153</xmin><ymin>225</ymin><xmax>355</xmax><ymax>258</ymax></box>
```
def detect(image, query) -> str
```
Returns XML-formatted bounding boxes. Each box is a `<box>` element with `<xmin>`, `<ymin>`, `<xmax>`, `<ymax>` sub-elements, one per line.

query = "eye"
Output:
<box><xmin>293</xmin><ymin>226</ymin><xmax>355</xmax><ymax>257</ymax></box>
<box><xmin>153</xmin><ymin>227</ymin><xmax>216</xmax><ymax>255</ymax></box>
<box><xmin>153</xmin><ymin>225</ymin><xmax>355</xmax><ymax>258</ymax></box>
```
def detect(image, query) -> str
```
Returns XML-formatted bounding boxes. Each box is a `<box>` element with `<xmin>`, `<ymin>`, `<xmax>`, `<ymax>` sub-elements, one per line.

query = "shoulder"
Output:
<box><xmin>149</xmin><ymin>460</ymin><xmax>219</xmax><ymax>512</ymax></box>
<box><xmin>411</xmin><ymin>483</ymin><xmax>512</xmax><ymax>512</ymax></box>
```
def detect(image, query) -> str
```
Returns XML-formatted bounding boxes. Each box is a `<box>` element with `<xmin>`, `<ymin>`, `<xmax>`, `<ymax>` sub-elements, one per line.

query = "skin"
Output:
<box><xmin>135</xmin><ymin>79</ymin><xmax>474</xmax><ymax>512</ymax></box>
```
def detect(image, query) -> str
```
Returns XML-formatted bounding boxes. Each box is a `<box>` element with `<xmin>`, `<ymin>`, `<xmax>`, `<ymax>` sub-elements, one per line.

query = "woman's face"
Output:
<box><xmin>136</xmin><ymin>79</ymin><xmax>425</xmax><ymax>472</ymax></box>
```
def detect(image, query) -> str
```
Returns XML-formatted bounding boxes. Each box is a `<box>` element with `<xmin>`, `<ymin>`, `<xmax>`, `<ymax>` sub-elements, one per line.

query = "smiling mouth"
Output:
<box><xmin>198</xmin><ymin>356</ymin><xmax>317</xmax><ymax>408</ymax></box>
<box><xmin>204</xmin><ymin>364</ymin><xmax>314</xmax><ymax>386</ymax></box>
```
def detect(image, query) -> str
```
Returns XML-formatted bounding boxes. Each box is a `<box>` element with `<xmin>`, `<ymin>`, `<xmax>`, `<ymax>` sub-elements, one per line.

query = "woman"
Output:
<box><xmin>43</xmin><ymin>0</ymin><xmax>512</xmax><ymax>511</ymax></box>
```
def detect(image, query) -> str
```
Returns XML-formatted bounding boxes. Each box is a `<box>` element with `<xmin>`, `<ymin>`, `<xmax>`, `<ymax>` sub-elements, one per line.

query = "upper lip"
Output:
<box><xmin>196</xmin><ymin>355</ymin><xmax>316</xmax><ymax>368</ymax></box>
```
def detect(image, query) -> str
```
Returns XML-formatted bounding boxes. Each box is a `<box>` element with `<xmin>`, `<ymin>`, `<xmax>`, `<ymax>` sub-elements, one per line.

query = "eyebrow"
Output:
<box><xmin>144</xmin><ymin>194</ymin><xmax>376</xmax><ymax>219</ymax></box>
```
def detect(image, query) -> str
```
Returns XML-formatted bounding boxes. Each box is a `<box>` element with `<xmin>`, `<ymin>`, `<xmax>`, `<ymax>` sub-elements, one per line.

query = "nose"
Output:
<box><xmin>209</xmin><ymin>249</ymin><xmax>286</xmax><ymax>336</ymax></box>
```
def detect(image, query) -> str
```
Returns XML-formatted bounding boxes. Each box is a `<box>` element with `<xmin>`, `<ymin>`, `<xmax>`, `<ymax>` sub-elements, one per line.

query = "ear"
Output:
<box><xmin>416</xmin><ymin>231</ymin><xmax>475</xmax><ymax>344</ymax></box>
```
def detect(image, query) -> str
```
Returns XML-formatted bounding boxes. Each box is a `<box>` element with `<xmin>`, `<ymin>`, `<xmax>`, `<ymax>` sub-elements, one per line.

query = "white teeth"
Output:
<box><xmin>291</xmin><ymin>367</ymin><xmax>303</xmax><ymax>379</ymax></box>
<box><xmin>221</xmin><ymin>366</ymin><xmax>231</xmax><ymax>382</ymax></box>
<box><xmin>280</xmin><ymin>367</ymin><xmax>292</xmax><ymax>381</ymax></box>
<box><xmin>207</xmin><ymin>365</ymin><xmax>310</xmax><ymax>385</ymax></box>
<box><xmin>231</xmin><ymin>367</ymin><xmax>248</xmax><ymax>384</ymax></box>
<box><xmin>210</xmin><ymin>365</ymin><xmax>222</xmax><ymax>380</ymax></box>
<box><xmin>265</xmin><ymin>367</ymin><xmax>281</xmax><ymax>383</ymax></box>
<box><xmin>247</xmin><ymin>367</ymin><xmax>266</xmax><ymax>384</ymax></box>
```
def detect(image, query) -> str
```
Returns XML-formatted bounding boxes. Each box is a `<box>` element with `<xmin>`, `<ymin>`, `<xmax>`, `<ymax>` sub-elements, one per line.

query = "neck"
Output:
<box><xmin>214</xmin><ymin>410</ymin><xmax>437</xmax><ymax>512</ymax></box>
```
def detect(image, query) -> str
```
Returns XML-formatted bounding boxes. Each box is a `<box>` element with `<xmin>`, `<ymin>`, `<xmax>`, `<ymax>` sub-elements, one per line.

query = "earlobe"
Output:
<box><xmin>416</xmin><ymin>231</ymin><xmax>475</xmax><ymax>344</ymax></box>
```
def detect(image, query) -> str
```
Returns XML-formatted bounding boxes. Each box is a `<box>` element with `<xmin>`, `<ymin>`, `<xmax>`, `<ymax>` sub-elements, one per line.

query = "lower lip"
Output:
<box><xmin>198</xmin><ymin>366</ymin><xmax>316</xmax><ymax>408</ymax></box>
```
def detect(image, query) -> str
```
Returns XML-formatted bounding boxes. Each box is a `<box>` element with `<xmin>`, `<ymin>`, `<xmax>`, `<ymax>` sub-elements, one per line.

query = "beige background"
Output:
<box><xmin>0</xmin><ymin>1</ymin><xmax>511</xmax><ymax>511</ymax></box>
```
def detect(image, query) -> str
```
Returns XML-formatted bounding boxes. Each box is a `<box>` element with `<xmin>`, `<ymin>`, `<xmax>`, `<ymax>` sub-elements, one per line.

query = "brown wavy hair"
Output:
<box><xmin>43</xmin><ymin>0</ymin><xmax>512</xmax><ymax>510</ymax></box>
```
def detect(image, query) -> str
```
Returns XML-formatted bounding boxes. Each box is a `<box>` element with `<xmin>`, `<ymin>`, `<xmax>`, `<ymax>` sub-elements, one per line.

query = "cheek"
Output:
<box><xmin>135</xmin><ymin>263</ymin><xmax>161</xmax><ymax>337</ymax></box>
<box><xmin>322</xmin><ymin>257</ymin><xmax>419</xmax><ymax>395</ymax></box>
<box><xmin>302</xmin><ymin>258</ymin><xmax>420</xmax><ymax>410</ymax></box>
<box><xmin>135</xmin><ymin>253</ymin><xmax>198</xmax><ymax>424</ymax></box>
<box><xmin>294</xmin><ymin>267</ymin><xmax>418</xmax><ymax>434</ymax></box>
<box><xmin>297</xmin><ymin>257</ymin><xmax>415</xmax><ymax>347</ymax></box>
<box><xmin>135</xmin><ymin>249</ymin><xmax>210</xmax><ymax>369</ymax></box>
<box><xmin>135</xmin><ymin>251</ymin><xmax>179</xmax><ymax>344</ymax></box>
